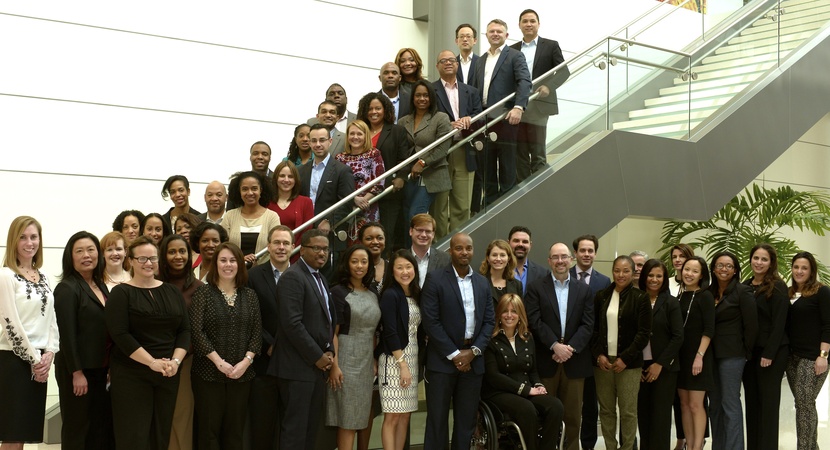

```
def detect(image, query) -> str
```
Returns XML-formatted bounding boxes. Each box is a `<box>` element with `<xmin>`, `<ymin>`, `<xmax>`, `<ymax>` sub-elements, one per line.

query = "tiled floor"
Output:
<box><xmin>26</xmin><ymin>375</ymin><xmax>828</xmax><ymax>449</ymax></box>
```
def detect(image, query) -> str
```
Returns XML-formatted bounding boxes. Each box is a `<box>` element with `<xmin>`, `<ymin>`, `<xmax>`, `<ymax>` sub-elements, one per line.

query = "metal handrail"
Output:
<box><xmin>609</xmin><ymin>0</ymin><xmax>688</xmax><ymax>38</ymax></box>
<box><xmin>255</xmin><ymin>13</ymin><xmax>721</xmax><ymax>261</ymax></box>
<box><xmin>627</xmin><ymin>0</ymin><xmax>692</xmax><ymax>42</ymax></box>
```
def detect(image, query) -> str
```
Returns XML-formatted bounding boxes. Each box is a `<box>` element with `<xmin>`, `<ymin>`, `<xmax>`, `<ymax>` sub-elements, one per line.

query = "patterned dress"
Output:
<box><xmin>335</xmin><ymin>148</ymin><xmax>385</xmax><ymax>243</ymax></box>
<box><xmin>379</xmin><ymin>297</ymin><xmax>420</xmax><ymax>413</ymax></box>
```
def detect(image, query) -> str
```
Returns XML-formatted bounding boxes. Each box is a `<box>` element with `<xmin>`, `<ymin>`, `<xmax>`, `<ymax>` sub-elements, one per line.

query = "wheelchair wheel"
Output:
<box><xmin>471</xmin><ymin>400</ymin><xmax>498</xmax><ymax>450</ymax></box>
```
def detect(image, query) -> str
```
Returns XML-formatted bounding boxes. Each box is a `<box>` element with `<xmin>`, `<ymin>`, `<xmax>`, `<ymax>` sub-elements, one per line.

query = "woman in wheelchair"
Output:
<box><xmin>482</xmin><ymin>293</ymin><xmax>564</xmax><ymax>450</ymax></box>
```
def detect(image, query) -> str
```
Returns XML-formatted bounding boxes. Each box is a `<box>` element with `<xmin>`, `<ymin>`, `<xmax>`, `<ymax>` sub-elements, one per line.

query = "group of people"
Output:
<box><xmin>1</xmin><ymin>9</ymin><xmax>829</xmax><ymax>450</ymax></box>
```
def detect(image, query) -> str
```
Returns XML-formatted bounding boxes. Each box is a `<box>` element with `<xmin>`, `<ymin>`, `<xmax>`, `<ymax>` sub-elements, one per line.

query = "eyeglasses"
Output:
<box><xmin>132</xmin><ymin>256</ymin><xmax>159</xmax><ymax>264</ymax></box>
<box><xmin>715</xmin><ymin>263</ymin><xmax>735</xmax><ymax>270</ymax></box>
<box><xmin>438</xmin><ymin>58</ymin><xmax>457</xmax><ymax>65</ymax></box>
<box><xmin>303</xmin><ymin>245</ymin><xmax>330</xmax><ymax>253</ymax></box>
<box><xmin>549</xmin><ymin>255</ymin><xmax>571</xmax><ymax>261</ymax></box>
<box><xmin>413</xmin><ymin>228</ymin><xmax>434</xmax><ymax>235</ymax></box>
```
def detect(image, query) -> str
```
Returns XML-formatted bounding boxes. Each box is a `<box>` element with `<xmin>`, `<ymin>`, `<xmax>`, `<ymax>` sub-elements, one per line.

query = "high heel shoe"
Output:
<box><xmin>674</xmin><ymin>438</ymin><xmax>686</xmax><ymax>450</ymax></box>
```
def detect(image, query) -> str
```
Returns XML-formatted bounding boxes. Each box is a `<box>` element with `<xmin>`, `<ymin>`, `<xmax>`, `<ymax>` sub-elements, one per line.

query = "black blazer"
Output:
<box><xmin>271</xmin><ymin>260</ymin><xmax>336</xmax><ymax>381</ymax></box>
<box><xmin>456</xmin><ymin>53</ymin><xmax>479</xmax><ymax>85</ymax></box>
<box><xmin>421</xmin><ymin>266</ymin><xmax>495</xmax><ymax>375</ymax></box>
<box><xmin>472</xmin><ymin>46</ymin><xmax>532</xmax><ymax>112</ymax></box>
<box><xmin>54</xmin><ymin>277</ymin><xmax>110</xmax><ymax>372</ymax></box>
<box><xmin>162</xmin><ymin>206</ymin><xmax>201</xmax><ymax>229</ymax></box>
<box><xmin>509</xmin><ymin>37</ymin><xmax>570</xmax><ymax>117</ymax></box>
<box><xmin>377</xmin><ymin>87</ymin><xmax>411</xmax><ymax>122</ymax></box>
<box><xmin>591</xmin><ymin>283</ymin><xmax>652</xmax><ymax>368</ymax></box>
<box><xmin>744</xmin><ymin>279</ymin><xmax>789</xmax><ymax>359</ymax></box>
<box><xmin>298</xmin><ymin>156</ymin><xmax>356</xmax><ymax>230</ymax></box>
<box><xmin>711</xmin><ymin>279</ymin><xmax>758</xmax><ymax>360</ymax></box>
<box><xmin>482</xmin><ymin>331</ymin><xmax>543</xmax><ymax>399</ymax></box>
<box><xmin>377</xmin><ymin>284</ymin><xmax>410</xmax><ymax>357</ymax></box>
<box><xmin>246</xmin><ymin>263</ymin><xmax>280</xmax><ymax>375</ymax></box>
<box><xmin>374</xmin><ymin>122</ymin><xmax>414</xmax><ymax>202</ymax></box>
<box><xmin>433</xmin><ymin>79</ymin><xmax>483</xmax><ymax>172</ymax></box>
<box><xmin>570</xmin><ymin>266</ymin><xmax>611</xmax><ymax>297</ymax></box>
<box><xmin>524</xmin><ymin>260</ymin><xmax>550</xmax><ymax>294</ymax></box>
<box><xmin>525</xmin><ymin>275</ymin><xmax>594</xmax><ymax>378</ymax></box>
<box><xmin>646</xmin><ymin>291</ymin><xmax>684</xmax><ymax>371</ymax></box>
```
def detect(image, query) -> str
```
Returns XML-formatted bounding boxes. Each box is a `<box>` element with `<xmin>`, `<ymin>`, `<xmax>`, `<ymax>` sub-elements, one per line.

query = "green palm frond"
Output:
<box><xmin>660</xmin><ymin>185</ymin><xmax>830</xmax><ymax>282</ymax></box>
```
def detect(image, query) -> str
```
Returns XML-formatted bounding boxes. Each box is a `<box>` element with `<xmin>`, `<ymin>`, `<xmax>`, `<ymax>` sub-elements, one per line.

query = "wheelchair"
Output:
<box><xmin>471</xmin><ymin>399</ymin><xmax>562</xmax><ymax>450</ymax></box>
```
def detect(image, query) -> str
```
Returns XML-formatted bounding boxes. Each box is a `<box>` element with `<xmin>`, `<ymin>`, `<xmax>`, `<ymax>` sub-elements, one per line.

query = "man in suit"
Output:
<box><xmin>409</xmin><ymin>213</ymin><xmax>450</xmax><ymax>288</ymax></box>
<box><xmin>250</xmin><ymin>141</ymin><xmax>274</xmax><ymax>179</ymax></box>
<box><xmin>379</xmin><ymin>62</ymin><xmax>410</xmax><ymax>123</ymax></box>
<box><xmin>247</xmin><ymin>225</ymin><xmax>293</xmax><ymax>450</ymax></box>
<box><xmin>508</xmin><ymin>225</ymin><xmax>549</xmax><ymax>294</ymax></box>
<box><xmin>525</xmin><ymin>242</ymin><xmax>594</xmax><ymax>450</ymax></box>
<box><xmin>570</xmin><ymin>234</ymin><xmax>611</xmax><ymax>450</ymax></box>
<box><xmin>313</xmin><ymin>100</ymin><xmax>346</xmax><ymax>155</ymax></box>
<box><xmin>432</xmin><ymin>50</ymin><xmax>483</xmax><ymax>238</ymax></box>
<box><xmin>272</xmin><ymin>229</ymin><xmax>335</xmax><ymax>450</ymax></box>
<box><xmin>455</xmin><ymin>23</ymin><xmax>479</xmax><ymax>85</ymax></box>
<box><xmin>510</xmin><ymin>9</ymin><xmax>571</xmax><ymax>183</ymax></box>
<box><xmin>298</xmin><ymin>123</ymin><xmax>355</xmax><ymax>276</ymax></box>
<box><xmin>471</xmin><ymin>19</ymin><xmax>532</xmax><ymax>208</ymax></box>
<box><xmin>421</xmin><ymin>233</ymin><xmax>495</xmax><ymax>450</ymax></box>
<box><xmin>197</xmin><ymin>181</ymin><xmax>226</xmax><ymax>224</ymax></box>
<box><xmin>307</xmin><ymin>83</ymin><xmax>357</xmax><ymax>134</ymax></box>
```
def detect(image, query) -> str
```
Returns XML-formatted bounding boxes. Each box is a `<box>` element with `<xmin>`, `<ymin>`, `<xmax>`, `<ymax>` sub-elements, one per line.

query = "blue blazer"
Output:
<box><xmin>421</xmin><ymin>266</ymin><xmax>495</xmax><ymax>375</ymax></box>
<box><xmin>456</xmin><ymin>53</ymin><xmax>479</xmax><ymax>85</ymax></box>
<box><xmin>471</xmin><ymin>46</ymin><xmax>532</xmax><ymax>113</ymax></box>
<box><xmin>433</xmin><ymin>79</ymin><xmax>483</xmax><ymax>172</ymax></box>
<box><xmin>509</xmin><ymin>37</ymin><xmax>570</xmax><ymax>117</ymax></box>
<box><xmin>570</xmin><ymin>266</ymin><xmax>611</xmax><ymax>297</ymax></box>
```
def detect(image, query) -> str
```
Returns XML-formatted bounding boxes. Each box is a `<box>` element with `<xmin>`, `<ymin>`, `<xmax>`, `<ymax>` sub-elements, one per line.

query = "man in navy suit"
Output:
<box><xmin>432</xmin><ymin>50</ymin><xmax>483</xmax><ymax>237</ymax></box>
<box><xmin>379</xmin><ymin>62</ymin><xmax>410</xmax><ymax>123</ymax></box>
<box><xmin>508</xmin><ymin>225</ymin><xmax>550</xmax><ymax>295</ymax></box>
<box><xmin>569</xmin><ymin>234</ymin><xmax>611</xmax><ymax>450</ymax></box>
<box><xmin>526</xmin><ymin>242</ymin><xmax>594</xmax><ymax>450</ymax></box>
<box><xmin>471</xmin><ymin>19</ymin><xmax>532</xmax><ymax>208</ymax></box>
<box><xmin>247</xmin><ymin>225</ymin><xmax>293</xmax><ymax>450</ymax></box>
<box><xmin>510</xmin><ymin>9</ymin><xmax>571</xmax><ymax>183</ymax></box>
<box><xmin>272</xmin><ymin>229</ymin><xmax>336</xmax><ymax>450</ymax></box>
<box><xmin>298</xmin><ymin>123</ymin><xmax>355</xmax><ymax>276</ymax></box>
<box><xmin>455</xmin><ymin>23</ymin><xmax>479</xmax><ymax>85</ymax></box>
<box><xmin>422</xmin><ymin>233</ymin><xmax>495</xmax><ymax>450</ymax></box>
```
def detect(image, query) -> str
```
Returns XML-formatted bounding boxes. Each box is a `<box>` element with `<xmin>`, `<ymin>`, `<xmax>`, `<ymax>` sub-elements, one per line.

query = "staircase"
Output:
<box><xmin>613</xmin><ymin>0</ymin><xmax>830</xmax><ymax>138</ymax></box>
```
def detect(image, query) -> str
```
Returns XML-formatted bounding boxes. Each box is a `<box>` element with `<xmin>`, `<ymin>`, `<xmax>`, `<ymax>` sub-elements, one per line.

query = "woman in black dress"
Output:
<box><xmin>54</xmin><ymin>231</ymin><xmax>113</xmax><ymax>450</ymax></box>
<box><xmin>676</xmin><ymin>256</ymin><xmax>714</xmax><ymax>450</ymax></box>
<box><xmin>105</xmin><ymin>236</ymin><xmax>190</xmax><ymax>450</ymax></box>
<box><xmin>742</xmin><ymin>243</ymin><xmax>789</xmax><ymax>450</ymax></box>
<box><xmin>479</xmin><ymin>239</ymin><xmax>522</xmax><ymax>308</ymax></box>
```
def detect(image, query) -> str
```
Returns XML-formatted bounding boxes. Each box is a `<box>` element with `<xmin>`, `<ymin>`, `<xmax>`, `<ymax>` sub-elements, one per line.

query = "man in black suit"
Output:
<box><xmin>569</xmin><ymin>234</ymin><xmax>611</xmax><ymax>450</ymax></box>
<box><xmin>508</xmin><ymin>226</ymin><xmax>549</xmax><ymax>295</ymax></box>
<box><xmin>432</xmin><ymin>50</ymin><xmax>483</xmax><ymax>237</ymax></box>
<box><xmin>455</xmin><ymin>23</ymin><xmax>479</xmax><ymax>85</ymax></box>
<box><xmin>307</xmin><ymin>83</ymin><xmax>356</xmax><ymax>134</ymax></box>
<box><xmin>379</xmin><ymin>62</ymin><xmax>410</xmax><ymax>123</ymax></box>
<box><xmin>272</xmin><ymin>229</ymin><xmax>335</xmax><ymax>450</ymax></box>
<box><xmin>510</xmin><ymin>9</ymin><xmax>571</xmax><ymax>182</ymax></box>
<box><xmin>247</xmin><ymin>225</ymin><xmax>293</xmax><ymax>450</ymax></box>
<box><xmin>525</xmin><ymin>242</ymin><xmax>594</xmax><ymax>450</ymax></box>
<box><xmin>471</xmin><ymin>19</ymin><xmax>532</xmax><ymax>208</ymax></box>
<box><xmin>298</xmin><ymin>123</ymin><xmax>355</xmax><ymax>275</ymax></box>
<box><xmin>421</xmin><ymin>233</ymin><xmax>495</xmax><ymax>450</ymax></box>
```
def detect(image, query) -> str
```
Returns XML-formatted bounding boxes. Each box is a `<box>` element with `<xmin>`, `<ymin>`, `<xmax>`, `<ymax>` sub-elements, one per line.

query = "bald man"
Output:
<box><xmin>378</xmin><ymin>62</ymin><xmax>411</xmax><ymax>122</ymax></box>
<box><xmin>198</xmin><ymin>181</ymin><xmax>227</xmax><ymax>224</ymax></box>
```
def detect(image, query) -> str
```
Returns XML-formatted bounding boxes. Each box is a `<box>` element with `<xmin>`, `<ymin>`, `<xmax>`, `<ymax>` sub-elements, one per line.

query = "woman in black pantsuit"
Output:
<box><xmin>190</xmin><ymin>242</ymin><xmax>261</xmax><ymax>450</ymax></box>
<box><xmin>106</xmin><ymin>236</ymin><xmax>190</xmax><ymax>450</ymax></box>
<box><xmin>742</xmin><ymin>243</ymin><xmax>789</xmax><ymax>450</ymax></box>
<box><xmin>483</xmin><ymin>293</ymin><xmax>563</xmax><ymax>450</ymax></box>
<box><xmin>637</xmin><ymin>259</ymin><xmax>683</xmax><ymax>450</ymax></box>
<box><xmin>54</xmin><ymin>231</ymin><xmax>114</xmax><ymax>449</ymax></box>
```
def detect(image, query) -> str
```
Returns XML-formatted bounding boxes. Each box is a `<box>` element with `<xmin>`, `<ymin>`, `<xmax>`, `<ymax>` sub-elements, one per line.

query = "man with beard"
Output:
<box><xmin>508</xmin><ymin>225</ymin><xmax>549</xmax><ymax>295</ymax></box>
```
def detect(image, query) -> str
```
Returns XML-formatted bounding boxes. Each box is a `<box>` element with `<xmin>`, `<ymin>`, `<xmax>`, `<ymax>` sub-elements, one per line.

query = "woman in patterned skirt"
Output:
<box><xmin>326</xmin><ymin>244</ymin><xmax>382</xmax><ymax>450</ymax></box>
<box><xmin>377</xmin><ymin>250</ymin><xmax>422</xmax><ymax>450</ymax></box>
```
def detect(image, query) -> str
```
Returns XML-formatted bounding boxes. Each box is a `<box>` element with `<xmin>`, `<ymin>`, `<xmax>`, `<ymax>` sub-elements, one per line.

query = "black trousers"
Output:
<box><xmin>55</xmin><ymin>362</ymin><xmax>113</xmax><ymax>450</ymax></box>
<box><xmin>248</xmin><ymin>374</ymin><xmax>280</xmax><ymax>450</ymax></box>
<box><xmin>516</xmin><ymin>120</ymin><xmax>548</xmax><ymax>183</ymax></box>
<box><xmin>277</xmin><ymin>376</ymin><xmax>325</xmax><ymax>450</ymax></box>
<box><xmin>580</xmin><ymin>374</ymin><xmax>598</xmax><ymax>448</ymax></box>
<box><xmin>192</xmin><ymin>377</ymin><xmax>252</xmax><ymax>450</ymax></box>
<box><xmin>110</xmin><ymin>361</ymin><xmax>179</xmax><ymax>450</ymax></box>
<box><xmin>744</xmin><ymin>345</ymin><xmax>788</xmax><ymax>450</ymax></box>
<box><xmin>638</xmin><ymin>364</ymin><xmax>678</xmax><ymax>450</ymax></box>
<box><xmin>424</xmin><ymin>369</ymin><xmax>483</xmax><ymax>450</ymax></box>
<box><xmin>486</xmin><ymin>392</ymin><xmax>564</xmax><ymax>450</ymax></box>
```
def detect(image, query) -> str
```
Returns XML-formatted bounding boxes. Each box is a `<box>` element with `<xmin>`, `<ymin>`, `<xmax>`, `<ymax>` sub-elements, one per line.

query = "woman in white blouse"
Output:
<box><xmin>222</xmin><ymin>171</ymin><xmax>281</xmax><ymax>267</ymax></box>
<box><xmin>0</xmin><ymin>216</ymin><xmax>60</xmax><ymax>448</ymax></box>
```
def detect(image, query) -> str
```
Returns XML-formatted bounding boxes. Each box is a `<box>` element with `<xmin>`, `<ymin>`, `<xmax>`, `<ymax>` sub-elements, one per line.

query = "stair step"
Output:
<box><xmin>615</xmin><ymin>109</ymin><xmax>718</xmax><ymax>130</ymax></box>
<box><xmin>693</xmin><ymin>52</ymin><xmax>786</xmax><ymax>74</ymax></box>
<box><xmin>743</xmin><ymin>11</ymin><xmax>830</xmax><ymax>36</ymax></box>
<box><xmin>644</xmin><ymin>84</ymin><xmax>750</xmax><ymax>107</ymax></box>
<box><xmin>703</xmin><ymin>39</ymin><xmax>802</xmax><ymax>64</ymax></box>
<box><xmin>672</xmin><ymin>63</ymin><xmax>774</xmax><ymax>85</ymax></box>
<box><xmin>730</xmin><ymin>20</ymin><xmax>825</xmax><ymax>45</ymax></box>
<box><xmin>750</xmin><ymin>1</ymin><xmax>830</xmax><ymax>28</ymax></box>
<box><xmin>613</xmin><ymin>121</ymin><xmax>702</xmax><ymax>137</ymax></box>
<box><xmin>722</xmin><ymin>30</ymin><xmax>816</xmax><ymax>53</ymax></box>
<box><xmin>661</xmin><ymin>72</ymin><xmax>764</xmax><ymax>95</ymax></box>
<box><xmin>628</xmin><ymin>98</ymin><xmax>731</xmax><ymax>119</ymax></box>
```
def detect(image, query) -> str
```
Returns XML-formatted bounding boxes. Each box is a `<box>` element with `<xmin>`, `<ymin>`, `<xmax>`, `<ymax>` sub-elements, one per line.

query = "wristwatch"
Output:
<box><xmin>471</xmin><ymin>346</ymin><xmax>482</xmax><ymax>357</ymax></box>
<box><xmin>172</xmin><ymin>358</ymin><xmax>181</xmax><ymax>366</ymax></box>
<box><xmin>820</xmin><ymin>350</ymin><xmax>829</xmax><ymax>359</ymax></box>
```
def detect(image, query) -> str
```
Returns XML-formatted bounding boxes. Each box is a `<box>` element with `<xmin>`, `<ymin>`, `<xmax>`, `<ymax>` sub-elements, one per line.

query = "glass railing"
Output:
<box><xmin>260</xmin><ymin>0</ymin><xmax>827</xmax><ymax>258</ymax></box>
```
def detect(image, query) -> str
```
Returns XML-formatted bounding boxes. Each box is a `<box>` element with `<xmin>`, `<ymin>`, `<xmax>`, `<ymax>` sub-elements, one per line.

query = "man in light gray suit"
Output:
<box><xmin>312</xmin><ymin>100</ymin><xmax>345</xmax><ymax>155</ymax></box>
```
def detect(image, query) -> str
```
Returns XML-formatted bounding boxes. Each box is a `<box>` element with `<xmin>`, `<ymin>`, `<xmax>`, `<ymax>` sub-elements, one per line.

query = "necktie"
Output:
<box><xmin>312</xmin><ymin>271</ymin><xmax>334</xmax><ymax>342</ymax></box>
<box><xmin>579</xmin><ymin>271</ymin><xmax>589</xmax><ymax>285</ymax></box>
<box><xmin>274</xmin><ymin>269</ymin><xmax>280</xmax><ymax>284</ymax></box>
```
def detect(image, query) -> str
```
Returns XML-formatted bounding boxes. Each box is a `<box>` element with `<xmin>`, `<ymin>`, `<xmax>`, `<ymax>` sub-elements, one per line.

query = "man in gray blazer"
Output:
<box><xmin>312</xmin><ymin>100</ymin><xmax>346</xmax><ymax>155</ymax></box>
<box><xmin>409</xmin><ymin>213</ymin><xmax>451</xmax><ymax>288</ymax></box>
<box><xmin>471</xmin><ymin>19</ymin><xmax>532</xmax><ymax>208</ymax></box>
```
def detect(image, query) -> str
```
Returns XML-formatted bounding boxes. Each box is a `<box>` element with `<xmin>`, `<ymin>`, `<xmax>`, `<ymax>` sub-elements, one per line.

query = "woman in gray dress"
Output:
<box><xmin>326</xmin><ymin>244</ymin><xmax>382</xmax><ymax>450</ymax></box>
